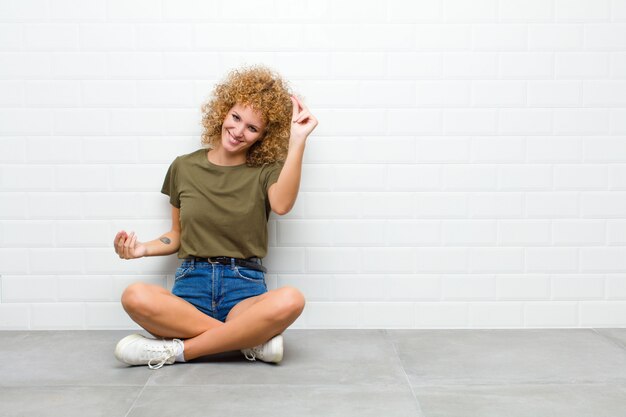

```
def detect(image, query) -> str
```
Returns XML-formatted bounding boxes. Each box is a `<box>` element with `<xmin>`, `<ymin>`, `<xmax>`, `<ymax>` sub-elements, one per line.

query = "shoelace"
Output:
<box><xmin>146</xmin><ymin>340</ymin><xmax>177</xmax><ymax>370</ymax></box>
<box><xmin>243</xmin><ymin>345</ymin><xmax>262</xmax><ymax>361</ymax></box>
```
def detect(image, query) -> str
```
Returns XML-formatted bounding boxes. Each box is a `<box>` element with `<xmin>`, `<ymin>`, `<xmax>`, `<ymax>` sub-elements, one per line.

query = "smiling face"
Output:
<box><xmin>220</xmin><ymin>103</ymin><xmax>267</xmax><ymax>158</ymax></box>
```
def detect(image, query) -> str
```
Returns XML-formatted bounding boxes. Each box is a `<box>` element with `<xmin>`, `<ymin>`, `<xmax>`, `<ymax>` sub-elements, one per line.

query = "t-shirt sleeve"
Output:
<box><xmin>161</xmin><ymin>157</ymin><xmax>181</xmax><ymax>208</ymax></box>
<box><xmin>262</xmin><ymin>161</ymin><xmax>285</xmax><ymax>194</ymax></box>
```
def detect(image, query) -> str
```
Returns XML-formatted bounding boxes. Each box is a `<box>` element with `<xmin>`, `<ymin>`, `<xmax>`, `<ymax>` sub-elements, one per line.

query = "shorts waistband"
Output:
<box><xmin>184</xmin><ymin>256</ymin><xmax>267</xmax><ymax>273</ymax></box>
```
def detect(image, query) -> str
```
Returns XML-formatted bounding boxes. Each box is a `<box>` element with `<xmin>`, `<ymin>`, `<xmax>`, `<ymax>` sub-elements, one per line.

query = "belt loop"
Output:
<box><xmin>206</xmin><ymin>257</ymin><xmax>214</xmax><ymax>273</ymax></box>
<box><xmin>190</xmin><ymin>257</ymin><xmax>195</xmax><ymax>267</ymax></box>
<box><xmin>230</xmin><ymin>258</ymin><xmax>235</xmax><ymax>268</ymax></box>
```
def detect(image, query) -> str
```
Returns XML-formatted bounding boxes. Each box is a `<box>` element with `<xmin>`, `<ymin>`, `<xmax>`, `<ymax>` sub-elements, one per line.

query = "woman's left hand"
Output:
<box><xmin>290</xmin><ymin>95</ymin><xmax>318</xmax><ymax>144</ymax></box>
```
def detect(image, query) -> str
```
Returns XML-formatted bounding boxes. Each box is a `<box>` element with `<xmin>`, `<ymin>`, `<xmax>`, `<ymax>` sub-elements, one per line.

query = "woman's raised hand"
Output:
<box><xmin>290</xmin><ymin>95</ymin><xmax>318</xmax><ymax>143</ymax></box>
<box><xmin>114</xmin><ymin>230</ymin><xmax>147</xmax><ymax>260</ymax></box>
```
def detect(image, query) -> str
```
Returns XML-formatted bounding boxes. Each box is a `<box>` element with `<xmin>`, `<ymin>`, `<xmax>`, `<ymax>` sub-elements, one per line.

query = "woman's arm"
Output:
<box><xmin>268</xmin><ymin>140</ymin><xmax>305</xmax><ymax>215</ymax></box>
<box><xmin>268</xmin><ymin>95</ymin><xmax>318</xmax><ymax>215</ymax></box>
<box><xmin>143</xmin><ymin>230</ymin><xmax>181</xmax><ymax>257</ymax></box>
<box><xmin>114</xmin><ymin>206</ymin><xmax>181</xmax><ymax>259</ymax></box>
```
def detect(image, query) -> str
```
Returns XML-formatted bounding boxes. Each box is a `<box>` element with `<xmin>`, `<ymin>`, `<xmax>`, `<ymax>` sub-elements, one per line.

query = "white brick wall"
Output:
<box><xmin>1</xmin><ymin>0</ymin><xmax>625</xmax><ymax>329</ymax></box>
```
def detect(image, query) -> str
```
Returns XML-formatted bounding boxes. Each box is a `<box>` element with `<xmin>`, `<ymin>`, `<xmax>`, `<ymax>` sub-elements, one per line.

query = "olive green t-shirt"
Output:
<box><xmin>161</xmin><ymin>148</ymin><xmax>284</xmax><ymax>259</ymax></box>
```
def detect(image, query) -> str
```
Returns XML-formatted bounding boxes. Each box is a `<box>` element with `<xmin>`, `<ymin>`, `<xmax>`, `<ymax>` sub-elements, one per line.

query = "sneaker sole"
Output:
<box><xmin>114</xmin><ymin>333</ymin><xmax>144</xmax><ymax>364</ymax></box>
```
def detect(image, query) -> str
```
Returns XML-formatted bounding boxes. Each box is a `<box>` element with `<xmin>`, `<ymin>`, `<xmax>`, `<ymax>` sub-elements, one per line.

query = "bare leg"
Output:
<box><xmin>121</xmin><ymin>282</ymin><xmax>222</xmax><ymax>339</ymax></box>
<box><xmin>182</xmin><ymin>286</ymin><xmax>305</xmax><ymax>361</ymax></box>
<box><xmin>120</xmin><ymin>283</ymin><xmax>305</xmax><ymax>361</ymax></box>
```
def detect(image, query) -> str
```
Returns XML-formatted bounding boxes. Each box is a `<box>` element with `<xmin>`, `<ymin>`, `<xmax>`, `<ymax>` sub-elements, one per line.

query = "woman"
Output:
<box><xmin>112</xmin><ymin>65</ymin><xmax>318</xmax><ymax>369</ymax></box>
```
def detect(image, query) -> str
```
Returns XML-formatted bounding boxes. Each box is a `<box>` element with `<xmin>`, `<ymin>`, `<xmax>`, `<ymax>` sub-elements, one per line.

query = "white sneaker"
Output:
<box><xmin>114</xmin><ymin>334</ymin><xmax>184</xmax><ymax>370</ymax></box>
<box><xmin>241</xmin><ymin>334</ymin><xmax>283</xmax><ymax>363</ymax></box>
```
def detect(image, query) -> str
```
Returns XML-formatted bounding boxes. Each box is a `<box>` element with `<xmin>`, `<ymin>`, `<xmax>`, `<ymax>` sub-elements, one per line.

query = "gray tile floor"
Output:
<box><xmin>1</xmin><ymin>329</ymin><xmax>626</xmax><ymax>417</ymax></box>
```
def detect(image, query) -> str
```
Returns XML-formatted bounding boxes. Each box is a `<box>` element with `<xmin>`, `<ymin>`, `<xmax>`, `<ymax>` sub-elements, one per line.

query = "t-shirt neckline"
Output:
<box><xmin>204</xmin><ymin>149</ymin><xmax>247</xmax><ymax>169</ymax></box>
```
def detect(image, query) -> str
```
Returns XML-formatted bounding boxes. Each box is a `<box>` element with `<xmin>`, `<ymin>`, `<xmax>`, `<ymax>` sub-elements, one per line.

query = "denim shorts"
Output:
<box><xmin>171</xmin><ymin>258</ymin><xmax>268</xmax><ymax>322</ymax></box>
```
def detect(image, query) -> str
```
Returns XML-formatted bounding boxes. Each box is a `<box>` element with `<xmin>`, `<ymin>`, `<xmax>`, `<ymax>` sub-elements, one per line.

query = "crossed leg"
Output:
<box><xmin>121</xmin><ymin>282</ymin><xmax>305</xmax><ymax>361</ymax></box>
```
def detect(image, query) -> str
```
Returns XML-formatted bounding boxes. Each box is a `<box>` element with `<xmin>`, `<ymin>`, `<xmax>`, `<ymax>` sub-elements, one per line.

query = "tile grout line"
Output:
<box><xmin>383</xmin><ymin>329</ymin><xmax>426</xmax><ymax>417</ymax></box>
<box><xmin>591</xmin><ymin>328</ymin><xmax>626</xmax><ymax>351</ymax></box>
<box><xmin>123</xmin><ymin>371</ymin><xmax>154</xmax><ymax>417</ymax></box>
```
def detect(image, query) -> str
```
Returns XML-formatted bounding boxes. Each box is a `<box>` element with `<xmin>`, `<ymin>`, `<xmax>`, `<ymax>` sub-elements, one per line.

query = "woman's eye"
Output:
<box><xmin>233</xmin><ymin>114</ymin><xmax>256</xmax><ymax>132</ymax></box>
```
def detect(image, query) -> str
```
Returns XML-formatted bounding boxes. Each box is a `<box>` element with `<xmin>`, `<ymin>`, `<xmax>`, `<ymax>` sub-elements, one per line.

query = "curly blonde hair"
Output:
<box><xmin>200</xmin><ymin>65</ymin><xmax>293</xmax><ymax>167</ymax></box>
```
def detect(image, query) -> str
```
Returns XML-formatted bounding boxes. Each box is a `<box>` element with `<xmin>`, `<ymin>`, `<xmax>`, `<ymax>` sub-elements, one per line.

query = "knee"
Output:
<box><xmin>121</xmin><ymin>283</ymin><xmax>157</xmax><ymax>318</ymax></box>
<box><xmin>274</xmin><ymin>286</ymin><xmax>306</xmax><ymax>322</ymax></box>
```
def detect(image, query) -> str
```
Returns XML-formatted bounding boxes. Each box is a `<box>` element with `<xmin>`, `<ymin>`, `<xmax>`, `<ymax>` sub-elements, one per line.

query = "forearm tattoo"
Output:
<box><xmin>159</xmin><ymin>237</ymin><xmax>171</xmax><ymax>244</ymax></box>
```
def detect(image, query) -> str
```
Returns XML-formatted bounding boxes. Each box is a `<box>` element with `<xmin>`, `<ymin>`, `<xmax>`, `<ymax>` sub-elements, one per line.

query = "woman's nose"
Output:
<box><xmin>233</xmin><ymin>125</ymin><xmax>244</xmax><ymax>137</ymax></box>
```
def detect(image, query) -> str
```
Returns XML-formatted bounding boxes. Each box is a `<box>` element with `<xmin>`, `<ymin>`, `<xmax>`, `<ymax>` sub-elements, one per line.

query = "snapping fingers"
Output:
<box><xmin>123</xmin><ymin>232</ymin><xmax>134</xmax><ymax>259</ymax></box>
<box><xmin>130</xmin><ymin>233</ymin><xmax>138</xmax><ymax>257</ymax></box>
<box><xmin>294</xmin><ymin>110</ymin><xmax>312</xmax><ymax>124</ymax></box>
<box><xmin>292</xmin><ymin>94</ymin><xmax>308</xmax><ymax>112</ymax></box>
<box><xmin>115</xmin><ymin>232</ymin><xmax>126</xmax><ymax>257</ymax></box>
